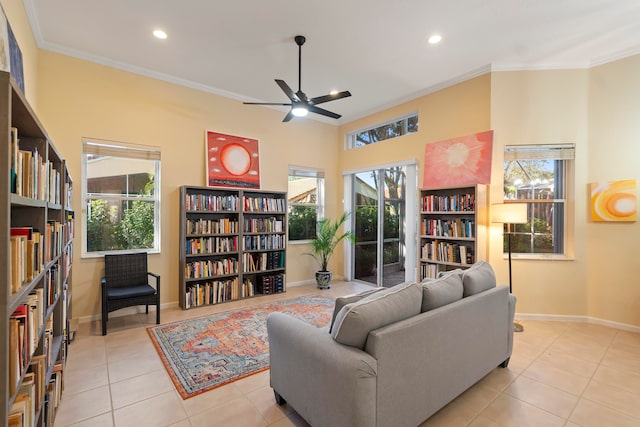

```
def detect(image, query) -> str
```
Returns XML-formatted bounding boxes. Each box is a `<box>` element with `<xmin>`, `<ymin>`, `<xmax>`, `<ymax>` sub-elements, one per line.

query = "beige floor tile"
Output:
<box><xmin>481</xmin><ymin>393</ymin><xmax>565</xmax><ymax>427</ymax></box>
<box><xmin>107</xmin><ymin>349</ymin><xmax>165</xmax><ymax>383</ymax></box>
<box><xmin>510</xmin><ymin>339</ymin><xmax>546</xmax><ymax>361</ymax></box>
<box><xmin>582</xmin><ymin>379</ymin><xmax>640</xmax><ymax>420</ymax></box>
<box><xmin>234</xmin><ymin>370</ymin><xmax>272</xmax><ymax>395</ymax></box>
<box><xmin>421</xmin><ymin>384</ymin><xmax>499</xmax><ymax>427</ymax></box>
<box><xmin>167</xmin><ymin>420</ymin><xmax>192</xmax><ymax>427</ymax></box>
<box><xmin>612</xmin><ymin>330</ymin><xmax>640</xmax><ymax>349</ymax></box>
<box><xmin>592</xmin><ymin>364</ymin><xmax>640</xmax><ymax>396</ymax></box>
<box><xmin>522</xmin><ymin>359</ymin><xmax>590</xmax><ymax>395</ymax></box>
<box><xmin>475</xmin><ymin>366</ymin><xmax>518</xmax><ymax>392</ymax></box>
<box><xmin>110</xmin><ymin>368</ymin><xmax>174</xmax><ymax>409</ymax></box>
<box><xmin>65</xmin><ymin>412</ymin><xmax>114</xmax><ymax>427</ymax></box>
<box><xmin>570</xmin><ymin>398</ymin><xmax>640</xmax><ymax>427</ymax></box>
<box><xmin>188</xmin><ymin>395</ymin><xmax>268</xmax><ymax>427</ymax></box>
<box><xmin>549</xmin><ymin>335</ymin><xmax>608</xmax><ymax>364</ymax></box>
<box><xmin>180</xmin><ymin>381</ymin><xmax>244</xmax><ymax>417</ymax></box>
<box><xmin>63</xmin><ymin>362</ymin><xmax>110</xmax><ymax>394</ymax></box>
<box><xmin>505</xmin><ymin>375</ymin><xmax>578</xmax><ymax>418</ymax></box>
<box><xmin>601</xmin><ymin>346</ymin><xmax>640</xmax><ymax>375</ymax></box>
<box><xmin>465</xmin><ymin>415</ymin><xmax>502</xmax><ymax>427</ymax></box>
<box><xmin>245</xmin><ymin>385</ymin><xmax>292</xmax><ymax>424</ymax></box>
<box><xmin>53</xmin><ymin>385</ymin><xmax>112</xmax><ymax>426</ymax></box>
<box><xmin>113</xmin><ymin>390</ymin><xmax>188</xmax><ymax>427</ymax></box>
<box><xmin>267</xmin><ymin>410</ymin><xmax>310</xmax><ymax>427</ymax></box>
<box><xmin>536</xmin><ymin>347</ymin><xmax>599</xmax><ymax>378</ymax></box>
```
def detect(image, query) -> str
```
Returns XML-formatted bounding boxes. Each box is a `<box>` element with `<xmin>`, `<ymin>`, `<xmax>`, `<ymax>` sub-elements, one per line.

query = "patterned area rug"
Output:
<box><xmin>147</xmin><ymin>294</ymin><xmax>334</xmax><ymax>399</ymax></box>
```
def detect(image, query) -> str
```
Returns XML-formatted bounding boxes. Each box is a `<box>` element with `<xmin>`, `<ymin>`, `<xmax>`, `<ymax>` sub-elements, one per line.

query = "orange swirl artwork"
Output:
<box><xmin>590</xmin><ymin>180</ymin><xmax>637</xmax><ymax>222</ymax></box>
<box><xmin>423</xmin><ymin>130</ymin><xmax>493</xmax><ymax>188</ymax></box>
<box><xmin>206</xmin><ymin>130</ymin><xmax>260</xmax><ymax>189</ymax></box>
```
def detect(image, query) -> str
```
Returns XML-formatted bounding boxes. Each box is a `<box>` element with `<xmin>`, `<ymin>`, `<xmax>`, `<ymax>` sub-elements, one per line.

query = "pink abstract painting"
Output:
<box><xmin>206</xmin><ymin>131</ymin><xmax>260</xmax><ymax>189</ymax></box>
<box><xmin>422</xmin><ymin>130</ymin><xmax>493</xmax><ymax>188</ymax></box>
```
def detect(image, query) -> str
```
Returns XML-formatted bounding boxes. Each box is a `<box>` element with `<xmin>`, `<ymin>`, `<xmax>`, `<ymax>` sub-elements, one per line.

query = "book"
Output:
<box><xmin>10</xmin><ymin>127</ymin><xmax>18</xmax><ymax>193</ymax></box>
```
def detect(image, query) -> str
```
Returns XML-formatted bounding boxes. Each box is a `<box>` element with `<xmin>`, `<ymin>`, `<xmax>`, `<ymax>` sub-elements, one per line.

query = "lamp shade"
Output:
<box><xmin>491</xmin><ymin>203</ymin><xmax>528</xmax><ymax>224</ymax></box>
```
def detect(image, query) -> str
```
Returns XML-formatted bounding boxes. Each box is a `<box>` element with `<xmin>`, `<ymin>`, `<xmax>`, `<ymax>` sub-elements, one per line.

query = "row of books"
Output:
<box><xmin>243</xmin><ymin>234</ymin><xmax>286</xmax><ymax>251</ymax></box>
<box><xmin>184</xmin><ymin>277</ymin><xmax>254</xmax><ymax>308</ymax></box>
<box><xmin>421</xmin><ymin>264</ymin><xmax>447</xmax><ymax>280</ymax></box>
<box><xmin>9</xmin><ymin>227</ymin><xmax>44</xmax><ymax>294</ymax></box>
<box><xmin>186</xmin><ymin>218</ymin><xmax>239</xmax><ymax>235</ymax></box>
<box><xmin>45</xmin><ymin>221</ymin><xmax>65</xmax><ymax>264</ymax></box>
<box><xmin>9</xmin><ymin>358</ymin><xmax>63</xmax><ymax>427</ymax></box>
<box><xmin>46</xmin><ymin>266</ymin><xmax>62</xmax><ymax>307</ymax></box>
<box><xmin>421</xmin><ymin>218</ymin><xmax>475</xmax><ymax>238</ymax></box>
<box><xmin>185</xmin><ymin>193</ymin><xmax>239</xmax><ymax>212</ymax></box>
<box><xmin>185</xmin><ymin>236</ymin><xmax>238</xmax><ymax>255</ymax></box>
<box><xmin>421</xmin><ymin>241</ymin><xmax>474</xmax><ymax>265</ymax></box>
<box><xmin>10</xmin><ymin>127</ymin><xmax>61</xmax><ymax>204</ymax></box>
<box><xmin>243</xmin><ymin>217</ymin><xmax>284</xmax><ymax>233</ymax></box>
<box><xmin>8</xmin><ymin>294</ymin><xmax>44</xmax><ymax>397</ymax></box>
<box><xmin>185</xmin><ymin>258</ymin><xmax>239</xmax><ymax>279</ymax></box>
<box><xmin>243</xmin><ymin>251</ymin><xmax>285</xmax><ymax>272</ymax></box>
<box><xmin>421</xmin><ymin>193</ymin><xmax>475</xmax><ymax>212</ymax></box>
<box><xmin>243</xmin><ymin>196</ymin><xmax>286</xmax><ymax>212</ymax></box>
<box><xmin>257</xmin><ymin>274</ymin><xmax>286</xmax><ymax>295</ymax></box>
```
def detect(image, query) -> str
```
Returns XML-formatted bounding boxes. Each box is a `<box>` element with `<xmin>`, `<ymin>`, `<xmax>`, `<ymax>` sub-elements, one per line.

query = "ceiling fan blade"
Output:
<box><xmin>243</xmin><ymin>102</ymin><xmax>292</xmax><ymax>106</ymax></box>
<box><xmin>310</xmin><ymin>91</ymin><xmax>352</xmax><ymax>105</ymax></box>
<box><xmin>282</xmin><ymin>110</ymin><xmax>294</xmax><ymax>122</ymax></box>
<box><xmin>309</xmin><ymin>105</ymin><xmax>341</xmax><ymax>119</ymax></box>
<box><xmin>275</xmin><ymin>79</ymin><xmax>298</xmax><ymax>101</ymax></box>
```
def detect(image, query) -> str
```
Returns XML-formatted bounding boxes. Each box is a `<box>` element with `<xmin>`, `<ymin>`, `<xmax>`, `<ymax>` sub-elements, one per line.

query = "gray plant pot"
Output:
<box><xmin>316</xmin><ymin>270</ymin><xmax>332</xmax><ymax>289</ymax></box>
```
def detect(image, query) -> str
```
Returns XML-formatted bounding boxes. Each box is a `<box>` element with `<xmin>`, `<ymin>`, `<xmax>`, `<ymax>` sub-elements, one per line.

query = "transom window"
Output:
<box><xmin>503</xmin><ymin>144</ymin><xmax>574</xmax><ymax>257</ymax></box>
<box><xmin>82</xmin><ymin>139</ymin><xmax>161</xmax><ymax>256</ymax></box>
<box><xmin>347</xmin><ymin>113</ymin><xmax>418</xmax><ymax>149</ymax></box>
<box><xmin>287</xmin><ymin>167</ymin><xmax>324</xmax><ymax>241</ymax></box>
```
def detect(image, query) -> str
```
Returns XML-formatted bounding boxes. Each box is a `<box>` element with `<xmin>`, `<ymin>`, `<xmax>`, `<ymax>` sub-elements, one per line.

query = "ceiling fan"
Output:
<box><xmin>244</xmin><ymin>35</ymin><xmax>351</xmax><ymax>122</ymax></box>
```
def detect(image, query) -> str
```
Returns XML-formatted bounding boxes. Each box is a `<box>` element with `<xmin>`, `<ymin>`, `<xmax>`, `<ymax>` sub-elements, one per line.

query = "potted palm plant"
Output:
<box><xmin>306</xmin><ymin>212</ymin><xmax>355</xmax><ymax>289</ymax></box>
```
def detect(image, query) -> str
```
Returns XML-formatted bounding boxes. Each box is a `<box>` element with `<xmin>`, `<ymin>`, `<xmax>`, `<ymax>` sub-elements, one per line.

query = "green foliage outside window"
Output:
<box><xmin>288</xmin><ymin>205</ymin><xmax>317</xmax><ymax>241</ymax></box>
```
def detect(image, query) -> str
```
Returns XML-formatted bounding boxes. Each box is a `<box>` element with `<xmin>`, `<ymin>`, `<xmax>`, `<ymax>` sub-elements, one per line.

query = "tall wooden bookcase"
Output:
<box><xmin>179</xmin><ymin>185</ymin><xmax>287</xmax><ymax>309</ymax></box>
<box><xmin>419</xmin><ymin>185</ymin><xmax>487</xmax><ymax>280</ymax></box>
<box><xmin>1</xmin><ymin>71</ymin><xmax>75</xmax><ymax>426</ymax></box>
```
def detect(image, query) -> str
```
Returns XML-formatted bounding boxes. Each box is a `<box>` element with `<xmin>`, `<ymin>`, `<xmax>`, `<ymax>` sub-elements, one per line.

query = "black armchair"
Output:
<box><xmin>101</xmin><ymin>252</ymin><xmax>160</xmax><ymax>335</ymax></box>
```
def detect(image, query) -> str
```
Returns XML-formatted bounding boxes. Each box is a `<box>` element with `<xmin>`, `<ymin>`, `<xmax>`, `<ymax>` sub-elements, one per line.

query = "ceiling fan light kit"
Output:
<box><xmin>244</xmin><ymin>35</ymin><xmax>351</xmax><ymax>122</ymax></box>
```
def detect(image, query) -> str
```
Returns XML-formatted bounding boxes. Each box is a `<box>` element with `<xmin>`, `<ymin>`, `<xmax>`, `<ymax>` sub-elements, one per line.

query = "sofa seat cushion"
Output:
<box><xmin>462</xmin><ymin>261</ymin><xmax>497</xmax><ymax>297</ymax></box>
<box><xmin>330</xmin><ymin>287</ymin><xmax>384</xmax><ymax>333</ymax></box>
<box><xmin>331</xmin><ymin>281</ymin><xmax>422</xmax><ymax>349</ymax></box>
<box><xmin>421</xmin><ymin>272</ymin><xmax>464</xmax><ymax>311</ymax></box>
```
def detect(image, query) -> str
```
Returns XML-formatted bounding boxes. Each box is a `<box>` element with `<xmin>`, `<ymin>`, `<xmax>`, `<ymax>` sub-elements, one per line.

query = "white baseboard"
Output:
<box><xmin>75</xmin><ymin>301</ymin><xmax>178</xmax><ymax>324</ymax></box>
<box><xmin>515</xmin><ymin>313</ymin><xmax>640</xmax><ymax>333</ymax></box>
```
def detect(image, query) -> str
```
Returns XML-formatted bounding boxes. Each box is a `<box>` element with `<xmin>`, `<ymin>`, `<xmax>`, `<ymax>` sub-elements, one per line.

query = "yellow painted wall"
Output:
<box><xmin>586</xmin><ymin>55</ymin><xmax>640</xmax><ymax>326</ymax></box>
<box><xmin>489</xmin><ymin>69</ymin><xmax>590</xmax><ymax>317</ymax></box>
<box><xmin>34</xmin><ymin>51</ymin><xmax>339</xmax><ymax>319</ymax></box>
<box><xmin>1</xmin><ymin>0</ymin><xmax>39</xmax><ymax>107</ymax></box>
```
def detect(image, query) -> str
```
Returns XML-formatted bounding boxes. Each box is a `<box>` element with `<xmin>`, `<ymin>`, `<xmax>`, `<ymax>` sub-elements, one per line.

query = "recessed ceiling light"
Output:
<box><xmin>153</xmin><ymin>30</ymin><xmax>168</xmax><ymax>39</ymax></box>
<box><xmin>428</xmin><ymin>34</ymin><xmax>442</xmax><ymax>44</ymax></box>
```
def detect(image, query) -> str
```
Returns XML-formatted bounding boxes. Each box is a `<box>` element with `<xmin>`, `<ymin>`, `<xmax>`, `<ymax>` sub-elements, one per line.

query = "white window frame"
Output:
<box><xmin>503</xmin><ymin>144</ymin><xmax>575</xmax><ymax>259</ymax></box>
<box><xmin>81</xmin><ymin>139</ymin><xmax>161</xmax><ymax>257</ymax></box>
<box><xmin>287</xmin><ymin>166</ymin><xmax>325</xmax><ymax>243</ymax></box>
<box><xmin>346</xmin><ymin>112</ymin><xmax>418</xmax><ymax>149</ymax></box>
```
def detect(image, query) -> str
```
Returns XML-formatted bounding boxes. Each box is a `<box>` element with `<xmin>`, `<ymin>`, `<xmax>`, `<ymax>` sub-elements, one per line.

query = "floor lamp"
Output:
<box><xmin>491</xmin><ymin>203</ymin><xmax>528</xmax><ymax>332</ymax></box>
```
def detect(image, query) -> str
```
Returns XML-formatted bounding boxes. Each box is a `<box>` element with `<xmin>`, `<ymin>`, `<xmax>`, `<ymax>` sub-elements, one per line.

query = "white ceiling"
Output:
<box><xmin>25</xmin><ymin>0</ymin><xmax>640</xmax><ymax>124</ymax></box>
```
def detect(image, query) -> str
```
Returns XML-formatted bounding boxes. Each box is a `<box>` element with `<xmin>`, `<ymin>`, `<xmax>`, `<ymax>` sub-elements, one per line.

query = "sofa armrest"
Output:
<box><xmin>267</xmin><ymin>312</ymin><xmax>378</xmax><ymax>427</ymax></box>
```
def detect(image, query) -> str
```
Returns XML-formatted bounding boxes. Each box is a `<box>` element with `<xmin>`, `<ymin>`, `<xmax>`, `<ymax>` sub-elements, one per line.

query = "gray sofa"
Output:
<box><xmin>267</xmin><ymin>261</ymin><xmax>516</xmax><ymax>427</ymax></box>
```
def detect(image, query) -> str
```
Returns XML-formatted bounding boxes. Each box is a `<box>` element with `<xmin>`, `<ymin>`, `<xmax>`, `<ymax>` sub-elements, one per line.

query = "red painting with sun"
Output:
<box><xmin>206</xmin><ymin>131</ymin><xmax>260</xmax><ymax>188</ymax></box>
<box><xmin>422</xmin><ymin>130</ymin><xmax>493</xmax><ymax>188</ymax></box>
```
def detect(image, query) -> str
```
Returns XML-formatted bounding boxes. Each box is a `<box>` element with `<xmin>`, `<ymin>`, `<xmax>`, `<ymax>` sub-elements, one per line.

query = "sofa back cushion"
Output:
<box><xmin>421</xmin><ymin>272</ymin><xmax>464</xmax><ymax>312</ymax></box>
<box><xmin>329</xmin><ymin>287</ymin><xmax>384</xmax><ymax>333</ymax></box>
<box><xmin>462</xmin><ymin>261</ymin><xmax>497</xmax><ymax>297</ymax></box>
<box><xmin>331</xmin><ymin>281</ymin><xmax>422</xmax><ymax>349</ymax></box>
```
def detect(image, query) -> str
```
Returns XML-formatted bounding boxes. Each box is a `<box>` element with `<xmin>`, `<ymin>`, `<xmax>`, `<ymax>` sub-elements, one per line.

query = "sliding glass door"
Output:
<box><xmin>350</xmin><ymin>164</ymin><xmax>416</xmax><ymax>287</ymax></box>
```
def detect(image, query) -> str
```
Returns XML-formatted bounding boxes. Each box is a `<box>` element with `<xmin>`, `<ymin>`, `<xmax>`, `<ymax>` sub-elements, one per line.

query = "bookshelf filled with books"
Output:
<box><xmin>419</xmin><ymin>185</ymin><xmax>487</xmax><ymax>280</ymax></box>
<box><xmin>1</xmin><ymin>71</ymin><xmax>74</xmax><ymax>426</ymax></box>
<box><xmin>179</xmin><ymin>186</ymin><xmax>287</xmax><ymax>309</ymax></box>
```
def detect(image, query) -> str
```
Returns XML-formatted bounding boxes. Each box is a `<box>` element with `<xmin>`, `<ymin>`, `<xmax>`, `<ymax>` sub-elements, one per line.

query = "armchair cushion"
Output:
<box><xmin>330</xmin><ymin>281</ymin><xmax>422</xmax><ymax>349</ymax></box>
<box><xmin>461</xmin><ymin>261</ymin><xmax>496</xmax><ymax>297</ymax></box>
<box><xmin>107</xmin><ymin>284</ymin><xmax>157</xmax><ymax>300</ymax></box>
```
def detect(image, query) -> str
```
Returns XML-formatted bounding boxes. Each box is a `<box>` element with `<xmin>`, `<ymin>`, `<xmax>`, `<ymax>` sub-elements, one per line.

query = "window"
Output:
<box><xmin>82</xmin><ymin>139</ymin><xmax>161</xmax><ymax>256</ymax></box>
<box><xmin>347</xmin><ymin>113</ymin><xmax>418</xmax><ymax>149</ymax></box>
<box><xmin>288</xmin><ymin>167</ymin><xmax>324</xmax><ymax>241</ymax></box>
<box><xmin>503</xmin><ymin>144</ymin><xmax>574</xmax><ymax>256</ymax></box>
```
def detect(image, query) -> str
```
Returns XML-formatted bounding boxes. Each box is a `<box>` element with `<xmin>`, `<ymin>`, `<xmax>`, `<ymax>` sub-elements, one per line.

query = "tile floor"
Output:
<box><xmin>53</xmin><ymin>282</ymin><xmax>640</xmax><ymax>427</ymax></box>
